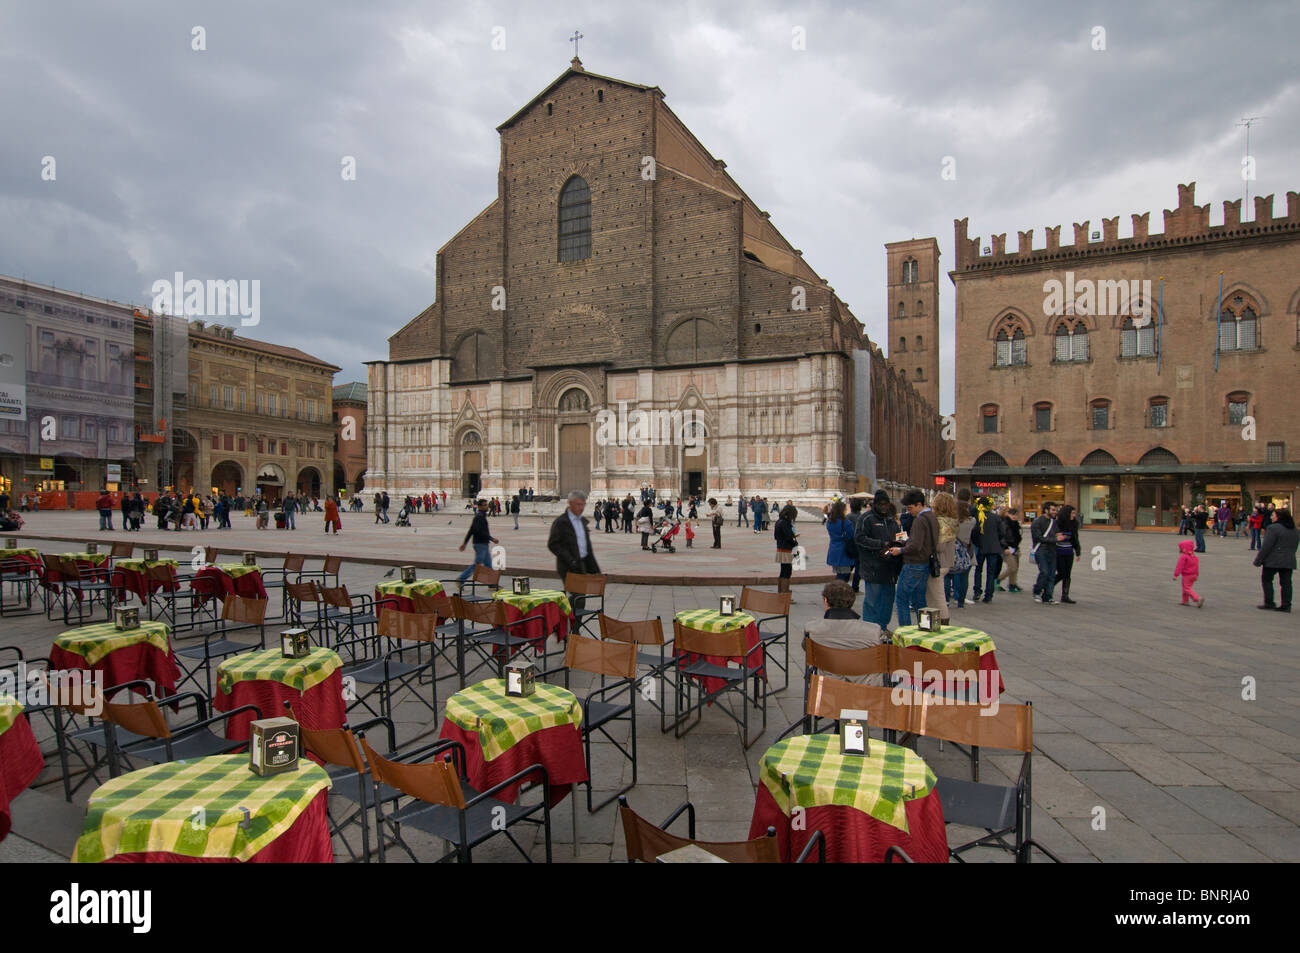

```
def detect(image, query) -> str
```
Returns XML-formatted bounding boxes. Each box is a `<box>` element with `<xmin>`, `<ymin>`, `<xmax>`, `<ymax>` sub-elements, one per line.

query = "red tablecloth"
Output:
<box><xmin>501</xmin><ymin>600</ymin><xmax>572</xmax><ymax>647</ymax></box>
<box><xmin>439</xmin><ymin>719</ymin><xmax>586</xmax><ymax>808</ymax></box>
<box><xmin>194</xmin><ymin>566</ymin><xmax>268</xmax><ymax>601</ymax></box>
<box><xmin>903</xmin><ymin>648</ymin><xmax>1004</xmax><ymax>704</ymax></box>
<box><xmin>215</xmin><ymin>671</ymin><xmax>346</xmax><ymax>742</ymax></box>
<box><xmin>113</xmin><ymin>566</ymin><xmax>176</xmax><ymax>603</ymax></box>
<box><xmin>49</xmin><ymin>643</ymin><xmax>181</xmax><ymax>697</ymax></box>
<box><xmin>0</xmin><ymin>714</ymin><xmax>45</xmax><ymax>842</ymax></box>
<box><xmin>749</xmin><ymin>782</ymin><xmax>949</xmax><ymax>863</ymax></box>
<box><xmin>681</xmin><ymin>621</ymin><xmax>764</xmax><ymax>697</ymax></box>
<box><xmin>102</xmin><ymin>790</ymin><xmax>332</xmax><ymax>863</ymax></box>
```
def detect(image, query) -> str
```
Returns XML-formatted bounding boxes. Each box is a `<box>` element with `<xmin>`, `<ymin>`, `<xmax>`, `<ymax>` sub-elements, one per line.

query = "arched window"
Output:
<box><xmin>1139</xmin><ymin>447</ymin><xmax>1180</xmax><ymax>467</ymax></box>
<box><xmin>1120</xmin><ymin>316</ymin><xmax>1156</xmax><ymax>357</ymax></box>
<box><xmin>1148</xmin><ymin>396</ymin><xmax>1169</xmax><ymax>428</ymax></box>
<box><xmin>1034</xmin><ymin>402</ymin><xmax>1052</xmax><ymax>432</ymax></box>
<box><xmin>973</xmin><ymin>450</ymin><xmax>1008</xmax><ymax>469</ymax></box>
<box><xmin>1026</xmin><ymin>449</ymin><xmax>1062</xmax><ymax>468</ymax></box>
<box><xmin>1226</xmin><ymin>391</ymin><xmax>1249</xmax><ymax>425</ymax></box>
<box><xmin>993</xmin><ymin>316</ymin><xmax>1027</xmax><ymax>366</ymax></box>
<box><xmin>916</xmin><ymin>299</ymin><xmax>924</xmax><ymax>315</ymax></box>
<box><xmin>897</xmin><ymin>301</ymin><xmax>905</xmax><ymax>319</ymax></box>
<box><xmin>558</xmin><ymin>175</ymin><xmax>591</xmax><ymax>261</ymax></box>
<box><xmin>1090</xmin><ymin>398</ymin><xmax>1111</xmax><ymax>430</ymax></box>
<box><xmin>1219</xmin><ymin>294</ymin><xmax>1259</xmax><ymax>351</ymax></box>
<box><xmin>1053</xmin><ymin>319</ymin><xmax>1089</xmax><ymax>362</ymax></box>
<box><xmin>900</xmin><ymin>369</ymin><xmax>907</xmax><ymax>381</ymax></box>
<box><xmin>665</xmin><ymin>317</ymin><xmax>722</xmax><ymax>363</ymax></box>
<box><xmin>901</xmin><ymin>258</ymin><xmax>918</xmax><ymax>284</ymax></box>
<box><xmin>915</xmin><ymin>367</ymin><xmax>923</xmax><ymax>380</ymax></box>
<box><xmin>1081</xmin><ymin>449</ymin><xmax>1117</xmax><ymax>467</ymax></box>
<box><xmin>914</xmin><ymin>335</ymin><xmax>923</xmax><ymax>350</ymax></box>
<box><xmin>981</xmin><ymin>403</ymin><xmax>998</xmax><ymax>434</ymax></box>
<box><xmin>897</xmin><ymin>336</ymin><xmax>907</xmax><ymax>352</ymax></box>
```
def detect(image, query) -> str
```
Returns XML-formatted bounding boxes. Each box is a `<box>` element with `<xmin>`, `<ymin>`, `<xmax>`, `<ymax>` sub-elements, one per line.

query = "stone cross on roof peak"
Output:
<box><xmin>569</xmin><ymin>29</ymin><xmax>583</xmax><ymax>69</ymax></box>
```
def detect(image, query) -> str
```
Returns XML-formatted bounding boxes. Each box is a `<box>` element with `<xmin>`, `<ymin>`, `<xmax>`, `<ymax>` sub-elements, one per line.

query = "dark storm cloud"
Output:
<box><xmin>2</xmin><ymin>0</ymin><xmax>1296</xmax><ymax>411</ymax></box>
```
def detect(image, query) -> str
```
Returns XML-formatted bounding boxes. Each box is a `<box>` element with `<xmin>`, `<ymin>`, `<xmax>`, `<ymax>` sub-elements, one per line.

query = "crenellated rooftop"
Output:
<box><xmin>953</xmin><ymin>182</ymin><xmax>1300</xmax><ymax>273</ymax></box>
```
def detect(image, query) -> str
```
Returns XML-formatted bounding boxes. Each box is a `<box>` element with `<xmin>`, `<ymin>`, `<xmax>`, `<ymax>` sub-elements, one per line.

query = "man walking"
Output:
<box><xmin>738</xmin><ymin>495</ymin><xmax>749</xmax><ymax>528</ymax></box>
<box><xmin>548</xmin><ymin>491</ymin><xmax>600</xmax><ymax>582</ymax></box>
<box><xmin>893</xmin><ymin>490</ymin><xmax>936</xmax><ymax>629</ymax></box>
<box><xmin>511</xmin><ymin>493</ymin><xmax>520</xmax><ymax>530</ymax></box>
<box><xmin>457</xmin><ymin>499</ymin><xmax>497</xmax><ymax>583</ymax></box>
<box><xmin>973</xmin><ymin>499</ymin><xmax>1005</xmax><ymax>603</ymax></box>
<box><xmin>283</xmin><ymin>492</ymin><xmax>297</xmax><ymax>530</ymax></box>
<box><xmin>381</xmin><ymin>491</ymin><xmax>391</xmax><ymax>524</ymax></box>
<box><xmin>1030</xmin><ymin>502</ymin><xmax>1059</xmax><ymax>604</ymax></box>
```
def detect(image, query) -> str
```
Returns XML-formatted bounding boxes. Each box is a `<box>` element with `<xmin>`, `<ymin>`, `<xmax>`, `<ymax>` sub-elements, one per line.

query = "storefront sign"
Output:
<box><xmin>39</xmin><ymin>457</ymin><xmax>54</xmax><ymax>471</ymax></box>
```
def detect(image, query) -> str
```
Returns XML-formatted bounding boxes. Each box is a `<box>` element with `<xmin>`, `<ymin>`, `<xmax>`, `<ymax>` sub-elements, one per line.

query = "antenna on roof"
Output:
<box><xmin>1236</xmin><ymin>115</ymin><xmax>1262</xmax><ymax>219</ymax></box>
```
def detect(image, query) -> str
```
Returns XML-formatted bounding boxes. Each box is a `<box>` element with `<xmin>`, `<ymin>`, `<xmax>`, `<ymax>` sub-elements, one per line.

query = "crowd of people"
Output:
<box><xmin>1179</xmin><ymin>499</ymin><xmax>1282</xmax><ymax>553</ymax></box>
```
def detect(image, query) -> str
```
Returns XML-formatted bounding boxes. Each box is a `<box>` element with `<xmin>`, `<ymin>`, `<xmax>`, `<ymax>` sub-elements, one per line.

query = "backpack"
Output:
<box><xmin>952</xmin><ymin>540</ymin><xmax>972</xmax><ymax>573</ymax></box>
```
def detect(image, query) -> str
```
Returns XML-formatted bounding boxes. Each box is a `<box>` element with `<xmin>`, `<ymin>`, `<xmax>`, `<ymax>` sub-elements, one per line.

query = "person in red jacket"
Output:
<box><xmin>324</xmin><ymin>497</ymin><xmax>342</xmax><ymax>534</ymax></box>
<box><xmin>1173</xmin><ymin>539</ymin><xmax>1204</xmax><ymax>608</ymax></box>
<box><xmin>95</xmin><ymin>491</ymin><xmax>114</xmax><ymax>531</ymax></box>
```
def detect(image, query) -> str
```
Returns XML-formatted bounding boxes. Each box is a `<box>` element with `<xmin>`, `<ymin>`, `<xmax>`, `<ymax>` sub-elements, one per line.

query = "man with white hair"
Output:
<box><xmin>548</xmin><ymin>490</ymin><xmax>601</xmax><ymax>580</ymax></box>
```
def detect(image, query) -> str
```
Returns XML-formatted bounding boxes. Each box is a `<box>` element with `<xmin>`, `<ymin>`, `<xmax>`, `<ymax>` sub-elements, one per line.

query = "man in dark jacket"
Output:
<box><xmin>855</xmin><ymin>490</ymin><xmax>901</xmax><ymax>630</ymax></box>
<box><xmin>997</xmin><ymin>506</ymin><xmax>1023</xmax><ymax>592</ymax></box>
<box><xmin>1030</xmin><ymin>502</ymin><xmax>1059</xmax><ymax>604</ymax></box>
<box><xmin>457</xmin><ymin>499</ymin><xmax>497</xmax><ymax>582</ymax></box>
<box><xmin>548</xmin><ymin>491</ymin><xmax>600</xmax><ymax>582</ymax></box>
<box><xmin>894</xmin><ymin>490</ymin><xmax>937</xmax><ymax>629</ymax></box>
<box><xmin>1255</xmin><ymin>508</ymin><xmax>1298</xmax><ymax>611</ymax></box>
<box><xmin>972</xmin><ymin>498</ymin><xmax>1005</xmax><ymax>603</ymax></box>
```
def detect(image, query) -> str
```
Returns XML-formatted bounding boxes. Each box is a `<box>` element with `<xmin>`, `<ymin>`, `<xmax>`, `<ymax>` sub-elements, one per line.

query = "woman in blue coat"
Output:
<box><xmin>825</xmin><ymin>500</ymin><xmax>855</xmax><ymax>582</ymax></box>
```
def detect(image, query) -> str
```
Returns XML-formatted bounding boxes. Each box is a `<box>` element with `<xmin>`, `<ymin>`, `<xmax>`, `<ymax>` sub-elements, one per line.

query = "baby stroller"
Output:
<box><xmin>395</xmin><ymin>505</ymin><xmax>412</xmax><ymax>528</ymax></box>
<box><xmin>649</xmin><ymin>516</ymin><xmax>681</xmax><ymax>553</ymax></box>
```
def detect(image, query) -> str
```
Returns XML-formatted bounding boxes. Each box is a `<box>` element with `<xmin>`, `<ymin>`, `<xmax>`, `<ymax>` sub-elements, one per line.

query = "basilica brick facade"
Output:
<box><xmin>366</xmin><ymin>59</ymin><xmax>944</xmax><ymax>502</ymax></box>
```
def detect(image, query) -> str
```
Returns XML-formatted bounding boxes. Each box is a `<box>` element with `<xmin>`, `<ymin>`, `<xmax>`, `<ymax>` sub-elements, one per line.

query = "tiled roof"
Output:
<box><xmin>333</xmin><ymin>381</ymin><xmax>367</xmax><ymax>403</ymax></box>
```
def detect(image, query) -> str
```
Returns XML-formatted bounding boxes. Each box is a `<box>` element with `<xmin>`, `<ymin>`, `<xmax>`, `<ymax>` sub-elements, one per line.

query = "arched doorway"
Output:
<box><xmin>556</xmin><ymin>387</ymin><xmax>591</xmax><ymax>496</ymax></box>
<box><xmin>211</xmin><ymin>460</ymin><xmax>243</xmax><ymax>497</ymax></box>
<box><xmin>297</xmin><ymin>466</ymin><xmax>321</xmax><ymax>498</ymax></box>
<box><xmin>333</xmin><ymin>462</ymin><xmax>347</xmax><ymax>495</ymax></box>
<box><xmin>255</xmin><ymin>462</ymin><xmax>285</xmax><ymax>503</ymax></box>
<box><xmin>460</xmin><ymin>431</ymin><xmax>482</xmax><ymax>498</ymax></box>
<box><xmin>679</xmin><ymin>420</ymin><xmax>708</xmax><ymax>498</ymax></box>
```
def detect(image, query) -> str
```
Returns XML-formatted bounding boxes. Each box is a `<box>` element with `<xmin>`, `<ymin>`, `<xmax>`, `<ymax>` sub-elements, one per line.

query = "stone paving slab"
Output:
<box><xmin>2</xmin><ymin>528</ymin><xmax>1296</xmax><ymax>862</ymax></box>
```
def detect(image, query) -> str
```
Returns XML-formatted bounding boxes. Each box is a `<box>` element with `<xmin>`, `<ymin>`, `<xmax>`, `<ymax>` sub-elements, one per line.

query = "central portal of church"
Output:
<box><xmin>558</xmin><ymin>423</ymin><xmax>590</xmax><ymax>495</ymax></box>
<box><xmin>681</xmin><ymin>446</ymin><xmax>706</xmax><ymax>498</ymax></box>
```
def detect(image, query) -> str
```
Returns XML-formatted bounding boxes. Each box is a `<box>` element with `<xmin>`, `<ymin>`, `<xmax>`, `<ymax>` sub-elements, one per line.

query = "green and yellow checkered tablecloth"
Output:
<box><xmin>674</xmin><ymin>608</ymin><xmax>756</xmax><ymax>633</ymax></box>
<box><xmin>375</xmin><ymin>579</ymin><xmax>446</xmax><ymax>599</ymax></box>
<box><xmin>73</xmin><ymin>754</ymin><xmax>331</xmax><ymax>863</ymax></box>
<box><xmin>759</xmin><ymin>734</ymin><xmax>936</xmax><ymax>834</ymax></box>
<box><xmin>0</xmin><ymin>548</ymin><xmax>40</xmax><ymax>561</ymax></box>
<box><xmin>61</xmin><ymin>552</ymin><xmax>110</xmax><ymax>567</ymax></box>
<box><xmin>0</xmin><ymin>694</ymin><xmax>22</xmax><ymax>737</ymax></box>
<box><xmin>493</xmin><ymin>588</ymin><xmax>572</xmax><ymax>617</ymax></box>
<box><xmin>892</xmin><ymin>625</ymin><xmax>996</xmax><ymax>657</ymax></box>
<box><xmin>444</xmin><ymin>679</ymin><xmax>582</xmax><ymax>761</ymax></box>
<box><xmin>54</xmin><ymin>621</ymin><xmax>172</xmax><ymax>666</ymax></box>
<box><xmin>115</xmin><ymin>558</ymin><xmax>179</xmax><ymax>573</ymax></box>
<box><xmin>217</xmin><ymin>647</ymin><xmax>342</xmax><ymax>696</ymax></box>
<box><xmin>216</xmin><ymin>563</ymin><xmax>262</xmax><ymax>579</ymax></box>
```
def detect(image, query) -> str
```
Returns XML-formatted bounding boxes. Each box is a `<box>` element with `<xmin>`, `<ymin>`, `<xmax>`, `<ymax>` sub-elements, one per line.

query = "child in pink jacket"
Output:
<box><xmin>1173</xmin><ymin>539</ymin><xmax>1204</xmax><ymax>607</ymax></box>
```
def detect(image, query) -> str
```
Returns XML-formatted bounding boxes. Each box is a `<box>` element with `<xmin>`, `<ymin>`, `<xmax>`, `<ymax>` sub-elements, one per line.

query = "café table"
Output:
<box><xmin>214</xmin><ymin>647</ymin><xmax>345</xmax><ymax>742</ymax></box>
<box><xmin>891</xmin><ymin>625</ymin><xmax>1004</xmax><ymax>704</ymax></box>
<box><xmin>51</xmin><ymin>620</ymin><xmax>180</xmax><ymax>697</ymax></box>
<box><xmin>672</xmin><ymin>608</ymin><xmax>764</xmax><ymax>696</ymax></box>
<box><xmin>748</xmin><ymin>733</ymin><xmax>949</xmax><ymax>863</ymax></box>
<box><xmin>112</xmin><ymin>558</ymin><xmax>179</xmax><ymax>603</ymax></box>
<box><xmin>492</xmin><ymin>588</ymin><xmax>574</xmax><ymax>646</ymax></box>
<box><xmin>0</xmin><ymin>547</ymin><xmax>43</xmax><ymax>572</ymax></box>
<box><xmin>374</xmin><ymin>578</ymin><xmax>445</xmax><ymax>613</ymax></box>
<box><xmin>61</xmin><ymin>552</ymin><xmax>111</xmax><ymax>568</ymax></box>
<box><xmin>194</xmin><ymin>563</ymin><xmax>269</xmax><ymax>602</ymax></box>
<box><xmin>73</xmin><ymin>754</ymin><xmax>333</xmax><ymax>863</ymax></box>
<box><xmin>0</xmin><ymin>695</ymin><xmax>44</xmax><ymax>842</ymax></box>
<box><xmin>440</xmin><ymin>678</ymin><xmax>586</xmax><ymax>812</ymax></box>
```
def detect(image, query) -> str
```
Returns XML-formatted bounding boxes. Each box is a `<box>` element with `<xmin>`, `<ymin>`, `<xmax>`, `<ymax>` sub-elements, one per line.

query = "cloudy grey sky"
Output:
<box><xmin>2</xmin><ymin>0</ymin><xmax>1297</xmax><ymax>413</ymax></box>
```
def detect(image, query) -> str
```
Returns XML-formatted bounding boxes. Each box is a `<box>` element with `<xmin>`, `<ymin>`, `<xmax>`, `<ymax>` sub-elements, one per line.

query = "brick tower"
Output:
<box><xmin>885</xmin><ymin>237</ymin><xmax>941</xmax><ymax>410</ymax></box>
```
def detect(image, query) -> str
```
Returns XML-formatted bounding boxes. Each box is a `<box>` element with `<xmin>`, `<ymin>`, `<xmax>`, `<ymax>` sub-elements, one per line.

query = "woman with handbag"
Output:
<box><xmin>774</xmin><ymin>504</ymin><xmax>800</xmax><ymax>597</ymax></box>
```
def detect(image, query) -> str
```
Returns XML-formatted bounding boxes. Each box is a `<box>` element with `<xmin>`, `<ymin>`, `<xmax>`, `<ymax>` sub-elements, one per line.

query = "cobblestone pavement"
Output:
<box><xmin>1</xmin><ymin>525</ymin><xmax>1295</xmax><ymax>863</ymax></box>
